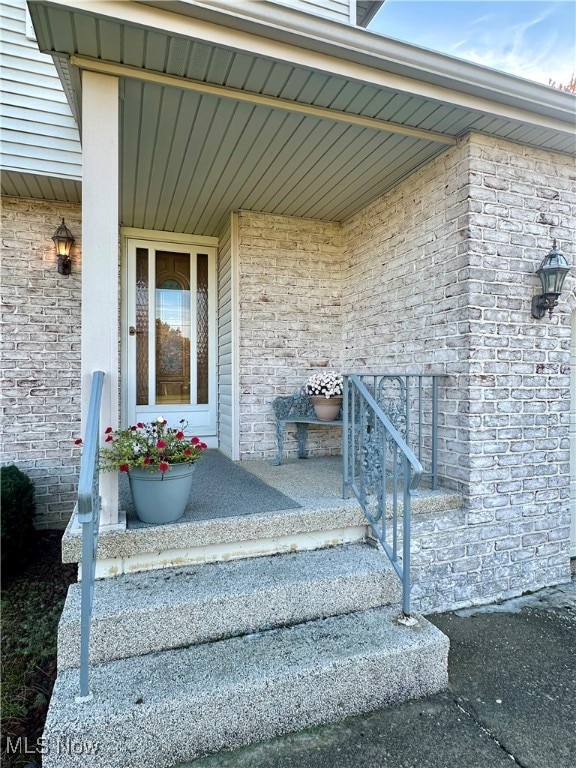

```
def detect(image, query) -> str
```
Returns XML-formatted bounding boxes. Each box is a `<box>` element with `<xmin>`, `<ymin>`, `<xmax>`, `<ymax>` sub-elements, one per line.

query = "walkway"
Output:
<box><xmin>178</xmin><ymin>578</ymin><xmax>576</xmax><ymax>768</ymax></box>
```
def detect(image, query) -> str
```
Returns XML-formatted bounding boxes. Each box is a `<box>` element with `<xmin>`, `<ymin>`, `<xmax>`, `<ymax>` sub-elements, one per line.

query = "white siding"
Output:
<box><xmin>217</xmin><ymin>216</ymin><xmax>235</xmax><ymax>458</ymax></box>
<box><xmin>0</xmin><ymin>0</ymin><xmax>81</xmax><ymax>180</ymax></box>
<box><xmin>184</xmin><ymin>0</ymin><xmax>354</xmax><ymax>24</ymax></box>
<box><xmin>265</xmin><ymin>0</ymin><xmax>353</xmax><ymax>23</ymax></box>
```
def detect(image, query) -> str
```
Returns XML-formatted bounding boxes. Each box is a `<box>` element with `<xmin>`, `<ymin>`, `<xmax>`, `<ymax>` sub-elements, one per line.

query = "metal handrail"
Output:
<box><xmin>343</xmin><ymin>374</ymin><xmax>423</xmax><ymax>616</ymax></box>
<box><xmin>76</xmin><ymin>370</ymin><xmax>105</xmax><ymax>702</ymax></box>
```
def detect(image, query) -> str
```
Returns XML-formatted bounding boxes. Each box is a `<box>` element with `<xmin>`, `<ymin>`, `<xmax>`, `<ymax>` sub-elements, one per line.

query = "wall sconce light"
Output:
<box><xmin>52</xmin><ymin>218</ymin><xmax>75</xmax><ymax>275</ymax></box>
<box><xmin>531</xmin><ymin>240</ymin><xmax>571</xmax><ymax>319</ymax></box>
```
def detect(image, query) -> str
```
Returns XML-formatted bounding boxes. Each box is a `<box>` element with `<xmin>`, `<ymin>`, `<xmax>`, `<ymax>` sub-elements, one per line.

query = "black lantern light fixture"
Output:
<box><xmin>52</xmin><ymin>218</ymin><xmax>75</xmax><ymax>275</ymax></box>
<box><xmin>531</xmin><ymin>240</ymin><xmax>571</xmax><ymax>319</ymax></box>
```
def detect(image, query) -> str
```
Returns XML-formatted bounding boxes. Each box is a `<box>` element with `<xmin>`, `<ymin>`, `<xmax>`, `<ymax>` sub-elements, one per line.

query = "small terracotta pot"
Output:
<box><xmin>312</xmin><ymin>396</ymin><xmax>343</xmax><ymax>422</ymax></box>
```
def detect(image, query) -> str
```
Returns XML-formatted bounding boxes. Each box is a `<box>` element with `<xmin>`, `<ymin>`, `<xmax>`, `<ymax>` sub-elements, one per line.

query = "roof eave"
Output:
<box><xmin>357</xmin><ymin>1</ymin><xmax>386</xmax><ymax>27</ymax></box>
<box><xmin>29</xmin><ymin>0</ymin><xmax>575</xmax><ymax>127</ymax></box>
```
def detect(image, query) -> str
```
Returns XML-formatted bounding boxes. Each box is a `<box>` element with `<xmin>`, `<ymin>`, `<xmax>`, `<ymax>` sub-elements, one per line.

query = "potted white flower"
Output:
<box><xmin>304</xmin><ymin>371</ymin><xmax>344</xmax><ymax>421</ymax></box>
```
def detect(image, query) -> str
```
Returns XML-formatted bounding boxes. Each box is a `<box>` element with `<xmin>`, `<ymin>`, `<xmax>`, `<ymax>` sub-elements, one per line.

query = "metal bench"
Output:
<box><xmin>271</xmin><ymin>393</ymin><xmax>342</xmax><ymax>466</ymax></box>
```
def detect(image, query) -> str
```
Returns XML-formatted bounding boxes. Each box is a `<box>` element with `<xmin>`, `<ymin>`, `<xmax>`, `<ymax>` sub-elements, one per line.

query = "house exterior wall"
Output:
<box><xmin>0</xmin><ymin>0</ymin><xmax>81</xmax><ymax>181</ymax></box>
<box><xmin>1</xmin><ymin>196</ymin><xmax>82</xmax><ymax>529</ymax></box>
<box><xmin>264</xmin><ymin>0</ymin><xmax>353</xmax><ymax>23</ymax></box>
<box><xmin>191</xmin><ymin>0</ymin><xmax>354</xmax><ymax>25</ymax></box>
<box><xmin>2</xmin><ymin>136</ymin><xmax>573</xmax><ymax>609</ymax></box>
<box><xmin>342</xmin><ymin>132</ymin><xmax>575</xmax><ymax>611</ymax></box>
<box><xmin>236</xmin><ymin>211</ymin><xmax>343</xmax><ymax>460</ymax></box>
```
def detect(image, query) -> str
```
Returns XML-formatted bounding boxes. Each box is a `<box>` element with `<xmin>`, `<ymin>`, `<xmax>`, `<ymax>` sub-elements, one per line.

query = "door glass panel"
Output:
<box><xmin>155</xmin><ymin>251</ymin><xmax>191</xmax><ymax>405</ymax></box>
<box><xmin>197</xmin><ymin>253</ymin><xmax>209</xmax><ymax>405</ymax></box>
<box><xmin>136</xmin><ymin>248</ymin><xmax>149</xmax><ymax>406</ymax></box>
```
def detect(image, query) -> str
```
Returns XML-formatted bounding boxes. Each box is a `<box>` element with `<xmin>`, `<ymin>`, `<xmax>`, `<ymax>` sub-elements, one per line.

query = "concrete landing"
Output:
<box><xmin>61</xmin><ymin>455</ymin><xmax>462</xmax><ymax>577</ymax></box>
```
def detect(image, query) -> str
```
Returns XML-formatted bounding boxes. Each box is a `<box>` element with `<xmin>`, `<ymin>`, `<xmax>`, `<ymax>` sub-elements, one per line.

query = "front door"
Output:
<box><xmin>125</xmin><ymin>238</ymin><xmax>217</xmax><ymax>438</ymax></box>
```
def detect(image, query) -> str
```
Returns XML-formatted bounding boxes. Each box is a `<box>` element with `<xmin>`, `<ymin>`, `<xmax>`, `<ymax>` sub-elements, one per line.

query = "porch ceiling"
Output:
<box><xmin>1</xmin><ymin>170</ymin><xmax>81</xmax><ymax>203</ymax></box>
<box><xmin>120</xmin><ymin>79</ymin><xmax>447</xmax><ymax>235</ymax></box>
<box><xmin>29</xmin><ymin>1</ymin><xmax>576</xmax><ymax>236</ymax></box>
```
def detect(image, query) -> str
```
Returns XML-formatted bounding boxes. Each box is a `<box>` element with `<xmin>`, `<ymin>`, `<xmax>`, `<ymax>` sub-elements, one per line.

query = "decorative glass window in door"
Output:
<box><xmin>155</xmin><ymin>252</ymin><xmax>191</xmax><ymax>404</ymax></box>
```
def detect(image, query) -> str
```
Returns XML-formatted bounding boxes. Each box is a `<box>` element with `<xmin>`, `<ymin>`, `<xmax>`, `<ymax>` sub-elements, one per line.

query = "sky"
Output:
<box><xmin>369</xmin><ymin>0</ymin><xmax>576</xmax><ymax>87</ymax></box>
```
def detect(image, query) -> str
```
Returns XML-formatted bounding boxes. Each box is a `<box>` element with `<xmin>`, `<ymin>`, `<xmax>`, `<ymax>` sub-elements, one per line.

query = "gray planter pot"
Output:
<box><xmin>128</xmin><ymin>463</ymin><xmax>196</xmax><ymax>524</ymax></box>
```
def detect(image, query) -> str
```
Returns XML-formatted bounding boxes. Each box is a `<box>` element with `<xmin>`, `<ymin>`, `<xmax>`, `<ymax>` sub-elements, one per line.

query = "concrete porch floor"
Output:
<box><xmin>121</xmin><ymin>453</ymin><xmax>360</xmax><ymax>527</ymax></box>
<box><xmin>62</xmin><ymin>454</ymin><xmax>462</xmax><ymax>578</ymax></box>
<box><xmin>239</xmin><ymin>455</ymin><xmax>353</xmax><ymax>508</ymax></box>
<box><xmin>241</xmin><ymin>455</ymin><xmax>452</xmax><ymax>512</ymax></box>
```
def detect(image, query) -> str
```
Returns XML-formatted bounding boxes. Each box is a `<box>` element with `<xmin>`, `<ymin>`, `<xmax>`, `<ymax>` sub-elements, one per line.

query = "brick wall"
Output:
<box><xmin>342</xmin><ymin>139</ymin><xmax>471</xmax><ymax>490</ymax></box>
<box><xmin>455</xmin><ymin>134</ymin><xmax>575</xmax><ymax>603</ymax></box>
<box><xmin>1</xmin><ymin>196</ymin><xmax>82</xmax><ymax>529</ymax></box>
<box><xmin>342</xmin><ymin>133</ymin><xmax>575</xmax><ymax>608</ymax></box>
<box><xmin>237</xmin><ymin>211</ymin><xmax>343</xmax><ymax>459</ymax></box>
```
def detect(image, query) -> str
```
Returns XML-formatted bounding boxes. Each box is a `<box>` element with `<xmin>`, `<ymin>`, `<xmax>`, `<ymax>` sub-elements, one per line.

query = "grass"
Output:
<box><xmin>1</xmin><ymin>531</ymin><xmax>76</xmax><ymax>768</ymax></box>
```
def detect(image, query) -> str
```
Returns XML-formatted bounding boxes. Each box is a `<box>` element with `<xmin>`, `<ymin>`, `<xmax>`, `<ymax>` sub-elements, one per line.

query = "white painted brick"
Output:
<box><xmin>1</xmin><ymin>196</ymin><xmax>82</xmax><ymax>528</ymax></box>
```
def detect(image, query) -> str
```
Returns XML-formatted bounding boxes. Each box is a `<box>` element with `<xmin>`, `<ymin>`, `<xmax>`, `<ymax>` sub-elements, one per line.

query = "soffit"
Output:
<box><xmin>1</xmin><ymin>170</ymin><xmax>82</xmax><ymax>203</ymax></box>
<box><xmin>29</xmin><ymin>2</ymin><xmax>574</xmax><ymax>153</ymax></box>
<box><xmin>27</xmin><ymin>2</ymin><xmax>576</xmax><ymax>236</ymax></box>
<box><xmin>357</xmin><ymin>1</ymin><xmax>385</xmax><ymax>27</ymax></box>
<box><xmin>120</xmin><ymin>79</ymin><xmax>447</xmax><ymax>235</ymax></box>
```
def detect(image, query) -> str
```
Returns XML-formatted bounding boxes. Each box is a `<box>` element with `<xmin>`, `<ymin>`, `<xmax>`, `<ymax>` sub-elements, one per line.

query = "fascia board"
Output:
<box><xmin>137</xmin><ymin>0</ymin><xmax>576</xmax><ymax>123</ymax></box>
<box><xmin>29</xmin><ymin>0</ymin><xmax>576</xmax><ymax>129</ymax></box>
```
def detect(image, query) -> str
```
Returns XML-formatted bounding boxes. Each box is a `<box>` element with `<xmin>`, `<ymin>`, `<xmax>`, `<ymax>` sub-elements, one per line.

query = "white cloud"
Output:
<box><xmin>371</xmin><ymin>1</ymin><xmax>575</xmax><ymax>87</ymax></box>
<box><xmin>450</xmin><ymin>5</ymin><xmax>574</xmax><ymax>85</ymax></box>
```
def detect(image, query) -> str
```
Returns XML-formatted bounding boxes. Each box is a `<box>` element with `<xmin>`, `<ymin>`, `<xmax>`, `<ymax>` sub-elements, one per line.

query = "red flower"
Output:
<box><xmin>137</xmin><ymin>422</ymin><xmax>144</xmax><ymax>428</ymax></box>
<box><xmin>157</xmin><ymin>440</ymin><xmax>166</xmax><ymax>449</ymax></box>
<box><xmin>119</xmin><ymin>463</ymin><xmax>129</xmax><ymax>473</ymax></box>
<box><xmin>105</xmin><ymin>427</ymin><xmax>113</xmax><ymax>434</ymax></box>
<box><xmin>105</xmin><ymin>435</ymin><xmax>114</xmax><ymax>442</ymax></box>
<box><xmin>130</xmin><ymin>425</ymin><xmax>137</xmax><ymax>431</ymax></box>
<box><xmin>144</xmin><ymin>456</ymin><xmax>152</xmax><ymax>465</ymax></box>
<box><xmin>191</xmin><ymin>436</ymin><xmax>200</xmax><ymax>445</ymax></box>
<box><xmin>74</xmin><ymin>438</ymin><xmax>83</xmax><ymax>445</ymax></box>
<box><xmin>200</xmin><ymin>442</ymin><xmax>208</xmax><ymax>450</ymax></box>
<box><xmin>184</xmin><ymin>448</ymin><xmax>192</xmax><ymax>456</ymax></box>
<box><xmin>159</xmin><ymin>461</ymin><xmax>169</xmax><ymax>473</ymax></box>
<box><xmin>176</xmin><ymin>431</ymin><xmax>185</xmax><ymax>439</ymax></box>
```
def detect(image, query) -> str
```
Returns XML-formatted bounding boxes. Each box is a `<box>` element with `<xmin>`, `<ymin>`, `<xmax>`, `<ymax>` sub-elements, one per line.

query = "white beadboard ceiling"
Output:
<box><xmin>120</xmin><ymin>79</ymin><xmax>448</xmax><ymax>235</ymax></box>
<box><xmin>26</xmin><ymin>1</ymin><xmax>576</xmax><ymax>232</ymax></box>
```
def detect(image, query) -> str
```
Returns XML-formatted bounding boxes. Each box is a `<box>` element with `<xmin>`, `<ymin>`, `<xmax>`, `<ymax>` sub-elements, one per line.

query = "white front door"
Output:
<box><xmin>125</xmin><ymin>237</ymin><xmax>217</xmax><ymax>439</ymax></box>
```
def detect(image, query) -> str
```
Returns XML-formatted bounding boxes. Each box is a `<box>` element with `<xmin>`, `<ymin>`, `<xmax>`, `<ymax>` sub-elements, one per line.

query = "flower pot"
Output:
<box><xmin>312</xmin><ymin>396</ymin><xmax>343</xmax><ymax>422</ymax></box>
<box><xmin>128</xmin><ymin>463</ymin><xmax>196</xmax><ymax>524</ymax></box>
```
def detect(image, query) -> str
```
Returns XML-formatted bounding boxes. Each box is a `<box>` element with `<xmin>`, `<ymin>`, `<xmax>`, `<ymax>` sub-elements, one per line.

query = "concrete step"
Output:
<box><xmin>62</xmin><ymin>487</ymin><xmax>463</xmax><ymax>577</ymax></box>
<box><xmin>44</xmin><ymin>606</ymin><xmax>449</xmax><ymax>768</ymax></box>
<box><xmin>58</xmin><ymin>543</ymin><xmax>401</xmax><ymax>669</ymax></box>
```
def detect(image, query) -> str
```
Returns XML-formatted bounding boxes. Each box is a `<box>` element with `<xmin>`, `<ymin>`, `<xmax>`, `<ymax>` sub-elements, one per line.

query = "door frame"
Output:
<box><xmin>120</xmin><ymin>228</ymin><xmax>219</xmax><ymax>443</ymax></box>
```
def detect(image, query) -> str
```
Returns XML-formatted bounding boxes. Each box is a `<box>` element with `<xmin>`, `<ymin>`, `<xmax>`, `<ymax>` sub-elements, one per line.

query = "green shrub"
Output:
<box><xmin>1</xmin><ymin>465</ymin><xmax>36</xmax><ymax>572</ymax></box>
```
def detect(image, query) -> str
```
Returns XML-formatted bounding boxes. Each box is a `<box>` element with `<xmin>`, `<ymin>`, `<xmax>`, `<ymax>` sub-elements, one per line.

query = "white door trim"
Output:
<box><xmin>121</xmin><ymin>231</ymin><xmax>218</xmax><ymax>442</ymax></box>
<box><xmin>121</xmin><ymin>227</ymin><xmax>218</xmax><ymax>246</ymax></box>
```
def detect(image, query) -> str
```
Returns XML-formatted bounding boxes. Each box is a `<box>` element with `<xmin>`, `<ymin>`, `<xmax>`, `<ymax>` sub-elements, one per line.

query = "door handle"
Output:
<box><xmin>129</xmin><ymin>326</ymin><xmax>137</xmax><ymax>336</ymax></box>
